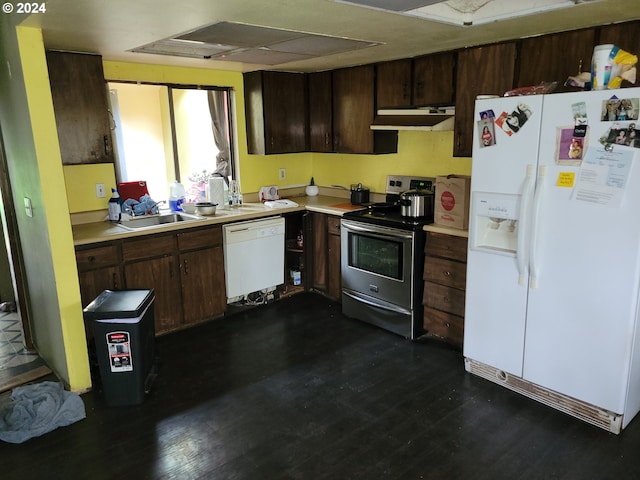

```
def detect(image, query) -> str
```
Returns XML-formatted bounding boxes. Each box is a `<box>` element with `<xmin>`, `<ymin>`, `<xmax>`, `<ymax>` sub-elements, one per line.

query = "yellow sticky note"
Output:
<box><xmin>557</xmin><ymin>172</ymin><xmax>575</xmax><ymax>188</ymax></box>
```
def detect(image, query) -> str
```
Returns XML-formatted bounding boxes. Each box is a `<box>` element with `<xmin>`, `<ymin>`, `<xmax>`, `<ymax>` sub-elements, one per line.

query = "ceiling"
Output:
<box><xmin>20</xmin><ymin>0</ymin><xmax>640</xmax><ymax>73</ymax></box>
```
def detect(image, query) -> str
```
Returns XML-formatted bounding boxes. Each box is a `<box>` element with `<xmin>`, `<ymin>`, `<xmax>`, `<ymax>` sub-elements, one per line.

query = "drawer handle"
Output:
<box><xmin>444</xmin><ymin>296</ymin><xmax>450</xmax><ymax>303</ymax></box>
<box><xmin>88</xmin><ymin>256</ymin><xmax>96</xmax><ymax>263</ymax></box>
<box><xmin>112</xmin><ymin>273</ymin><xmax>119</xmax><ymax>289</ymax></box>
<box><xmin>443</xmin><ymin>271</ymin><xmax>451</xmax><ymax>276</ymax></box>
<box><xmin>445</xmin><ymin>322</ymin><xmax>450</xmax><ymax>328</ymax></box>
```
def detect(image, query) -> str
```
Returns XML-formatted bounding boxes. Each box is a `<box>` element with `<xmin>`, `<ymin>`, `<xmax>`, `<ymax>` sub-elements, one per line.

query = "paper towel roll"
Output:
<box><xmin>208</xmin><ymin>177</ymin><xmax>225</xmax><ymax>207</ymax></box>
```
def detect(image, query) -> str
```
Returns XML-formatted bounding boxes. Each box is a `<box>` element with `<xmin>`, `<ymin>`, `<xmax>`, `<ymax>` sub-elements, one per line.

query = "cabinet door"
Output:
<box><xmin>309</xmin><ymin>71</ymin><xmax>333</xmax><ymax>152</ymax></box>
<box><xmin>327</xmin><ymin>222</ymin><xmax>342</xmax><ymax>302</ymax></box>
<box><xmin>124</xmin><ymin>256</ymin><xmax>183</xmax><ymax>335</ymax></box>
<box><xmin>412</xmin><ymin>52</ymin><xmax>455</xmax><ymax>107</ymax></box>
<box><xmin>78</xmin><ymin>267</ymin><xmax>123</xmax><ymax>309</ymax></box>
<box><xmin>518</xmin><ymin>29</ymin><xmax>596</xmax><ymax>92</ymax></box>
<box><xmin>333</xmin><ymin>65</ymin><xmax>397</xmax><ymax>154</ymax></box>
<box><xmin>376</xmin><ymin>59</ymin><xmax>412</xmax><ymax>108</ymax></box>
<box><xmin>311</xmin><ymin>213</ymin><xmax>328</xmax><ymax>292</ymax></box>
<box><xmin>454</xmin><ymin>42</ymin><xmax>517</xmax><ymax>157</ymax></box>
<box><xmin>46</xmin><ymin>51</ymin><xmax>113</xmax><ymax>164</ymax></box>
<box><xmin>598</xmin><ymin>20</ymin><xmax>640</xmax><ymax>88</ymax></box>
<box><xmin>180</xmin><ymin>246</ymin><xmax>226</xmax><ymax>324</ymax></box>
<box><xmin>244</xmin><ymin>71</ymin><xmax>307</xmax><ymax>154</ymax></box>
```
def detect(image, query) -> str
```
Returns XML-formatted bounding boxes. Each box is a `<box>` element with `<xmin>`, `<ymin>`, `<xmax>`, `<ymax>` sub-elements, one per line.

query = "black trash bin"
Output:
<box><xmin>83</xmin><ymin>289</ymin><xmax>156</xmax><ymax>406</ymax></box>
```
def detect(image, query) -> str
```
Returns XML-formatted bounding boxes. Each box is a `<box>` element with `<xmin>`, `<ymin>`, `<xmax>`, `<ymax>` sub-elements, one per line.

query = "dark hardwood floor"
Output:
<box><xmin>2</xmin><ymin>292</ymin><xmax>640</xmax><ymax>479</ymax></box>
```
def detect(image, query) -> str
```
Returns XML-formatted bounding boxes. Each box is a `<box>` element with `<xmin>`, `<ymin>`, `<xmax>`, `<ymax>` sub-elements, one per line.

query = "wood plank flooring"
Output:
<box><xmin>2</xmin><ymin>292</ymin><xmax>640</xmax><ymax>479</ymax></box>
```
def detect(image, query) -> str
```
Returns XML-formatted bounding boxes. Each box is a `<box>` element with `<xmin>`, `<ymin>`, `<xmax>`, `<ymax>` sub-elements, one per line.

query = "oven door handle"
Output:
<box><xmin>343</xmin><ymin>289</ymin><xmax>412</xmax><ymax>315</ymax></box>
<box><xmin>341</xmin><ymin>221</ymin><xmax>414</xmax><ymax>241</ymax></box>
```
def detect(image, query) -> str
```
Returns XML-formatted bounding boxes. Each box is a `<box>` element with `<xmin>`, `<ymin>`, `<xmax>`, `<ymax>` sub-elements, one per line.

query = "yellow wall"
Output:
<box><xmin>64</xmin><ymin>164</ymin><xmax>117</xmax><ymax>213</ymax></box>
<box><xmin>312</xmin><ymin>131</ymin><xmax>471</xmax><ymax>193</ymax></box>
<box><xmin>101</xmin><ymin>60</ymin><xmax>471</xmax><ymax>200</ymax></box>
<box><xmin>0</xmin><ymin>20</ymin><xmax>91</xmax><ymax>391</ymax></box>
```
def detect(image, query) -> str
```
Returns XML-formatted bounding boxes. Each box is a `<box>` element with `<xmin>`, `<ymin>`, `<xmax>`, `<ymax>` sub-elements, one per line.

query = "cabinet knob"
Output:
<box><xmin>88</xmin><ymin>255</ymin><xmax>95</xmax><ymax>263</ymax></box>
<box><xmin>443</xmin><ymin>271</ymin><xmax>451</xmax><ymax>276</ymax></box>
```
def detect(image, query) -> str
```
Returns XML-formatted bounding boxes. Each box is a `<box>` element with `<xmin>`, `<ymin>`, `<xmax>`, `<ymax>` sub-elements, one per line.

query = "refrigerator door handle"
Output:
<box><xmin>529</xmin><ymin>165</ymin><xmax>547</xmax><ymax>288</ymax></box>
<box><xmin>517</xmin><ymin>164</ymin><xmax>536</xmax><ymax>285</ymax></box>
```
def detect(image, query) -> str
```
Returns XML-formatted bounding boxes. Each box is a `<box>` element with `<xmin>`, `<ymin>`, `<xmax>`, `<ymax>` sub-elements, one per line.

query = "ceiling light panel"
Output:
<box><xmin>335</xmin><ymin>0</ymin><xmax>445</xmax><ymax>11</ymax></box>
<box><xmin>131</xmin><ymin>39</ymin><xmax>237</xmax><ymax>58</ymax></box>
<box><xmin>175</xmin><ymin>22</ymin><xmax>302</xmax><ymax>48</ymax></box>
<box><xmin>131</xmin><ymin>21</ymin><xmax>381</xmax><ymax>65</ymax></box>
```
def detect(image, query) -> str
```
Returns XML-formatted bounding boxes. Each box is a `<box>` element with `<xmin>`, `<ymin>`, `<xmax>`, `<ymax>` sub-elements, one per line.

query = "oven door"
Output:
<box><xmin>340</xmin><ymin>219</ymin><xmax>415</xmax><ymax>308</ymax></box>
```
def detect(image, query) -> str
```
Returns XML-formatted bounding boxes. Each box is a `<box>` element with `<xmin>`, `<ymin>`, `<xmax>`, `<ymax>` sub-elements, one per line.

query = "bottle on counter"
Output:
<box><xmin>108</xmin><ymin>188</ymin><xmax>121</xmax><ymax>222</ymax></box>
<box><xmin>169</xmin><ymin>180</ymin><xmax>186</xmax><ymax>212</ymax></box>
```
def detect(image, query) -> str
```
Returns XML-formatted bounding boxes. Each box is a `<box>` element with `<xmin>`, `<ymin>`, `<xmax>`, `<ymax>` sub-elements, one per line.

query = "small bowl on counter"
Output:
<box><xmin>181</xmin><ymin>202</ymin><xmax>198</xmax><ymax>214</ymax></box>
<box><xmin>195</xmin><ymin>202</ymin><xmax>218</xmax><ymax>216</ymax></box>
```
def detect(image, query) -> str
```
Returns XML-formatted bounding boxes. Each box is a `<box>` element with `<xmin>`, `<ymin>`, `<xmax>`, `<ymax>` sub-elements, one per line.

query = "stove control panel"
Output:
<box><xmin>386</xmin><ymin>175</ymin><xmax>435</xmax><ymax>195</ymax></box>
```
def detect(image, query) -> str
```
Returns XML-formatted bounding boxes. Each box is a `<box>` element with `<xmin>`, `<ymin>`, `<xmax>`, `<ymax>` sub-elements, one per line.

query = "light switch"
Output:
<box><xmin>24</xmin><ymin>197</ymin><xmax>33</xmax><ymax>218</ymax></box>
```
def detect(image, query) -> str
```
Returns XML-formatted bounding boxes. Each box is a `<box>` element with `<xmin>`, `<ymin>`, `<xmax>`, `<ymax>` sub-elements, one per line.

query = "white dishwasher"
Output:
<box><xmin>223</xmin><ymin>216</ymin><xmax>285</xmax><ymax>301</ymax></box>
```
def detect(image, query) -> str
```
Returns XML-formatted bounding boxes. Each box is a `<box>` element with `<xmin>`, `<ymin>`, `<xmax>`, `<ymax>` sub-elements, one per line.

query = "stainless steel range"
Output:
<box><xmin>341</xmin><ymin>175</ymin><xmax>435</xmax><ymax>339</ymax></box>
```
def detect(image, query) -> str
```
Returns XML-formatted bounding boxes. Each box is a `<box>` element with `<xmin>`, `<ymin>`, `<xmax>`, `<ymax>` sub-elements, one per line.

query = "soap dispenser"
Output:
<box><xmin>108</xmin><ymin>188</ymin><xmax>121</xmax><ymax>222</ymax></box>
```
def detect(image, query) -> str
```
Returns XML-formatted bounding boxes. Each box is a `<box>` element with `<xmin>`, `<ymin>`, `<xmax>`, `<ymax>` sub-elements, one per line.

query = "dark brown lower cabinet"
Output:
<box><xmin>75</xmin><ymin>243</ymin><xmax>124</xmax><ymax>341</ymax></box>
<box><xmin>122</xmin><ymin>234</ymin><xmax>182</xmax><ymax>335</ymax></box>
<box><xmin>422</xmin><ymin>232</ymin><xmax>468</xmax><ymax>348</ymax></box>
<box><xmin>311</xmin><ymin>212</ymin><xmax>341</xmax><ymax>302</ymax></box>
<box><xmin>77</xmin><ymin>225</ymin><xmax>226</xmax><ymax>338</ymax></box>
<box><xmin>177</xmin><ymin>228</ymin><xmax>226</xmax><ymax>325</ymax></box>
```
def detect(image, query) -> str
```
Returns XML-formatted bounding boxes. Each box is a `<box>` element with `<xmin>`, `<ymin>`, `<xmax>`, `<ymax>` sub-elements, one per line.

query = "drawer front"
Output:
<box><xmin>423</xmin><ymin>281</ymin><xmax>465</xmax><ymax>317</ymax></box>
<box><xmin>423</xmin><ymin>256</ymin><xmax>466</xmax><ymax>290</ymax></box>
<box><xmin>426</xmin><ymin>232</ymin><xmax>468</xmax><ymax>262</ymax></box>
<box><xmin>327</xmin><ymin>215</ymin><xmax>342</xmax><ymax>236</ymax></box>
<box><xmin>177</xmin><ymin>226</ymin><xmax>222</xmax><ymax>251</ymax></box>
<box><xmin>76</xmin><ymin>244</ymin><xmax>120</xmax><ymax>270</ymax></box>
<box><xmin>122</xmin><ymin>234</ymin><xmax>176</xmax><ymax>261</ymax></box>
<box><xmin>423</xmin><ymin>307</ymin><xmax>464</xmax><ymax>348</ymax></box>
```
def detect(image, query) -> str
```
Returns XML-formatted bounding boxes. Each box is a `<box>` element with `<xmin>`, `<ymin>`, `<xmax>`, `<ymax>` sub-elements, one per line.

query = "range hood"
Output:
<box><xmin>370</xmin><ymin>107</ymin><xmax>455</xmax><ymax>131</ymax></box>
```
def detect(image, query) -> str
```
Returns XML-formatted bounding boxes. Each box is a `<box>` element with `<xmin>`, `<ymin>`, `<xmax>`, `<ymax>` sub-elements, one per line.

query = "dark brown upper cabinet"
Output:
<box><xmin>376</xmin><ymin>59</ymin><xmax>413</xmax><ymax>108</ymax></box>
<box><xmin>333</xmin><ymin>65</ymin><xmax>397</xmax><ymax>154</ymax></box>
<box><xmin>46</xmin><ymin>51</ymin><xmax>114</xmax><ymax>165</ymax></box>
<box><xmin>517</xmin><ymin>28</ymin><xmax>596</xmax><ymax>93</ymax></box>
<box><xmin>308</xmin><ymin>71</ymin><xmax>333</xmax><ymax>153</ymax></box>
<box><xmin>454</xmin><ymin>42</ymin><xmax>517</xmax><ymax>158</ymax></box>
<box><xmin>375</xmin><ymin>53</ymin><xmax>455</xmax><ymax>109</ymax></box>
<box><xmin>412</xmin><ymin>52</ymin><xmax>455</xmax><ymax>107</ymax></box>
<box><xmin>598</xmin><ymin>20</ymin><xmax>640</xmax><ymax>88</ymax></box>
<box><xmin>244</xmin><ymin>71</ymin><xmax>308</xmax><ymax>155</ymax></box>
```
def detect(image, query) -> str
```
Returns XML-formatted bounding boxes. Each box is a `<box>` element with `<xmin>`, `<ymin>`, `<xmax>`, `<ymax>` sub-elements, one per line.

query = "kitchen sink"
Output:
<box><xmin>117</xmin><ymin>212</ymin><xmax>203</xmax><ymax>231</ymax></box>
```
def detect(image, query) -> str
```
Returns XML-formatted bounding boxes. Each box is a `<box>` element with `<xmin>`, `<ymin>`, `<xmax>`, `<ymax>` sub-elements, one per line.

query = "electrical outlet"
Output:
<box><xmin>279</xmin><ymin>168</ymin><xmax>286</xmax><ymax>181</ymax></box>
<box><xmin>96</xmin><ymin>183</ymin><xmax>106</xmax><ymax>198</ymax></box>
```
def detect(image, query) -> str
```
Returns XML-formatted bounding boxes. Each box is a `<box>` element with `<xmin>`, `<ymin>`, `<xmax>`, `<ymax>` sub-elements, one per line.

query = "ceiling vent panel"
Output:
<box><xmin>176</xmin><ymin>22</ymin><xmax>302</xmax><ymax>48</ymax></box>
<box><xmin>130</xmin><ymin>21</ymin><xmax>381</xmax><ymax>65</ymax></box>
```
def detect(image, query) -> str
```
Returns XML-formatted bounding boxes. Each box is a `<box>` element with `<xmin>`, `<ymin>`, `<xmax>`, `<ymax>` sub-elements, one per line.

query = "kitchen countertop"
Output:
<box><xmin>73</xmin><ymin>195</ymin><xmax>364</xmax><ymax>246</ymax></box>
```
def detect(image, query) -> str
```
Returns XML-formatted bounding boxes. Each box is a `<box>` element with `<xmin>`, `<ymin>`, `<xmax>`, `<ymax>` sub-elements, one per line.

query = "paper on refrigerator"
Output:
<box><xmin>572</xmin><ymin>147</ymin><xmax>634</xmax><ymax>207</ymax></box>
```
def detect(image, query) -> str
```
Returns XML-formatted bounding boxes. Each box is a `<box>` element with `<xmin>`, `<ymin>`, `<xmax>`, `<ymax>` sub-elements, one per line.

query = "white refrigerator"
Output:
<box><xmin>464</xmin><ymin>87</ymin><xmax>640</xmax><ymax>433</ymax></box>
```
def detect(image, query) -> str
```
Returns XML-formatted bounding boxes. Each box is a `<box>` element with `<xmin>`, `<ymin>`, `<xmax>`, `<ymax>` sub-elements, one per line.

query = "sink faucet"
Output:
<box><xmin>150</xmin><ymin>200</ymin><xmax>166</xmax><ymax>215</ymax></box>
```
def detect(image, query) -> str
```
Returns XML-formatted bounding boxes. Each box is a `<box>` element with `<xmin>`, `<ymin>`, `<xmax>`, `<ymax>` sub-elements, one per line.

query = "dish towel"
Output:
<box><xmin>0</xmin><ymin>381</ymin><xmax>86</xmax><ymax>443</ymax></box>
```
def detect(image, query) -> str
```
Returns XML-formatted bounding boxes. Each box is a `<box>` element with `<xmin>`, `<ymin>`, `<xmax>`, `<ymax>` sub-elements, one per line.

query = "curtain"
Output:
<box><xmin>208</xmin><ymin>90</ymin><xmax>231</xmax><ymax>184</ymax></box>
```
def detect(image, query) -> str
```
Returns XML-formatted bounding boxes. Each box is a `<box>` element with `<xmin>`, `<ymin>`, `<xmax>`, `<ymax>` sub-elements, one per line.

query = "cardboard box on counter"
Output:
<box><xmin>434</xmin><ymin>175</ymin><xmax>471</xmax><ymax>230</ymax></box>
